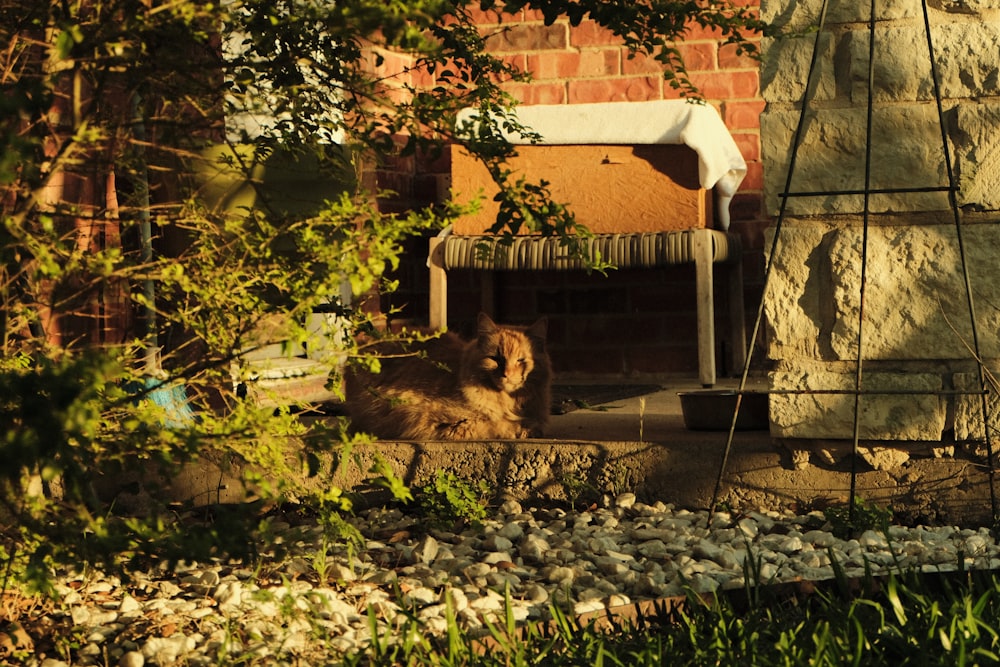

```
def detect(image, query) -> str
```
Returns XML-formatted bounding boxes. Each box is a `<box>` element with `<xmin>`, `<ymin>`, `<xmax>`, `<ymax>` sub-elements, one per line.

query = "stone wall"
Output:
<box><xmin>759</xmin><ymin>0</ymin><xmax>1000</xmax><ymax>440</ymax></box>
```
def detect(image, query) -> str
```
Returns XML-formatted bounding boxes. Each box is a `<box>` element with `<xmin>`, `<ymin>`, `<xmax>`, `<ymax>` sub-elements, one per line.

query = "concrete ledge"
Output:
<box><xmin>107</xmin><ymin>434</ymin><xmax>998</xmax><ymax>528</ymax></box>
<box><xmin>96</xmin><ymin>383</ymin><xmax>1000</xmax><ymax>527</ymax></box>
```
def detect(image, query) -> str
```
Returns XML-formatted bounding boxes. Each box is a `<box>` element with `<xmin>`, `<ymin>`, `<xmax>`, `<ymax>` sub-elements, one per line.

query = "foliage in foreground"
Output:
<box><xmin>0</xmin><ymin>0</ymin><xmax>764</xmax><ymax>589</ymax></box>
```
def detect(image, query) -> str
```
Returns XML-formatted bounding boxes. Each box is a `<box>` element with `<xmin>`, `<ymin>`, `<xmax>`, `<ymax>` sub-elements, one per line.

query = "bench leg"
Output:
<box><xmin>727</xmin><ymin>257</ymin><xmax>747</xmax><ymax>377</ymax></box>
<box><xmin>693</xmin><ymin>229</ymin><xmax>716</xmax><ymax>387</ymax></box>
<box><xmin>429</xmin><ymin>236</ymin><xmax>448</xmax><ymax>331</ymax></box>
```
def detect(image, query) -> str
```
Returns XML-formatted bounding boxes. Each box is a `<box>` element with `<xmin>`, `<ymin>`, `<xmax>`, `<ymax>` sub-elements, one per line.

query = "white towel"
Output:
<box><xmin>457</xmin><ymin>100</ymin><xmax>747</xmax><ymax>229</ymax></box>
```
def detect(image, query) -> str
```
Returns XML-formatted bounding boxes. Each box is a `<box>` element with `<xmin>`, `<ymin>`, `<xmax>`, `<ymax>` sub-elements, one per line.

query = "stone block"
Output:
<box><xmin>760</xmin><ymin>32</ymin><xmax>836</xmax><ymax>104</ymax></box>
<box><xmin>769</xmin><ymin>370</ymin><xmax>946</xmax><ymax>440</ymax></box>
<box><xmin>761</xmin><ymin>106</ymin><xmax>950</xmax><ymax>216</ymax></box>
<box><xmin>933</xmin><ymin>22</ymin><xmax>1000</xmax><ymax>99</ymax></box>
<box><xmin>851</xmin><ymin>22</ymin><xmax>995</xmax><ymax>103</ymax></box>
<box><xmin>760</xmin><ymin>0</ymin><xmax>917</xmax><ymax>31</ymax></box>
<box><xmin>824</xmin><ymin>226</ymin><xmax>983</xmax><ymax>361</ymax></box>
<box><xmin>962</xmin><ymin>0</ymin><xmax>1000</xmax><ymax>11</ymax></box>
<box><xmin>846</xmin><ymin>27</ymin><xmax>934</xmax><ymax>103</ymax></box>
<box><xmin>761</xmin><ymin>224</ymin><xmax>827</xmax><ymax>361</ymax></box>
<box><xmin>766</xmin><ymin>224</ymin><xmax>1000</xmax><ymax>363</ymax></box>
<box><xmin>954</xmin><ymin>103</ymin><xmax>1000</xmax><ymax>211</ymax></box>
<box><xmin>952</xmin><ymin>371</ymin><xmax>997</xmax><ymax>442</ymax></box>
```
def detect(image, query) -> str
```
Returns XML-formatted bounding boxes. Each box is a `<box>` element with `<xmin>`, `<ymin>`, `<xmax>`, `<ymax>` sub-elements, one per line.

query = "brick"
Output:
<box><xmin>380</xmin><ymin>152</ymin><xmax>415</xmax><ymax>173</ymax></box>
<box><xmin>689</xmin><ymin>70</ymin><xmax>760</xmax><ymax>100</ymax></box>
<box><xmin>378</xmin><ymin>83</ymin><xmax>414</xmax><ymax>106</ymax></box>
<box><xmin>569</xmin><ymin>20</ymin><xmax>621</xmax><ymax>47</ymax></box>
<box><xmin>501</xmin><ymin>53</ymin><xmax>528</xmax><ymax>72</ymax></box>
<box><xmin>739</xmin><ymin>161</ymin><xmax>764</xmax><ymax>191</ymax></box>
<box><xmin>719</xmin><ymin>41</ymin><xmax>760</xmax><ymax>70</ymax></box>
<box><xmin>661</xmin><ymin>82</ymin><xmax>691</xmax><ymax>101</ymax></box>
<box><xmin>376</xmin><ymin>171</ymin><xmax>412</xmax><ymax>196</ymax></box>
<box><xmin>620</xmin><ymin>42</ymin><xmax>718</xmax><ymax>77</ymax></box>
<box><xmin>485</xmin><ymin>23</ymin><xmax>568</xmax><ymax>52</ymax></box>
<box><xmin>445</xmin><ymin>269</ymin><xmax>485</xmax><ymax>293</ymax></box>
<box><xmin>730</xmin><ymin>216</ymin><xmax>771</xmax><ymax>251</ymax></box>
<box><xmin>676</xmin><ymin>42</ymin><xmax>719</xmax><ymax>73</ymax></box>
<box><xmin>373</xmin><ymin>49</ymin><xmax>417</xmax><ymax>79</ymax></box>
<box><xmin>567</xmin><ymin>76</ymin><xmax>662</xmax><ymax>103</ymax></box>
<box><xmin>526</xmin><ymin>49</ymin><xmax>620</xmax><ymax>80</ymax></box>
<box><xmin>501</xmin><ymin>81</ymin><xmax>567</xmax><ymax>104</ymax></box>
<box><xmin>462</xmin><ymin>6</ymin><xmax>508</xmax><ymax>24</ymax></box>
<box><xmin>407</xmin><ymin>60</ymin><xmax>439</xmax><ymax>88</ymax></box>
<box><xmin>731</xmin><ymin>132</ymin><xmax>761</xmax><ymax>162</ymax></box>
<box><xmin>620</xmin><ymin>49</ymin><xmax>665</xmax><ymax>76</ymax></box>
<box><xmin>722</xmin><ymin>100</ymin><xmax>766</xmax><ymax>132</ymax></box>
<box><xmin>412</xmin><ymin>174</ymin><xmax>445</xmax><ymax>205</ymax></box>
<box><xmin>729</xmin><ymin>192</ymin><xmax>765</xmax><ymax>221</ymax></box>
<box><xmin>683</xmin><ymin>22</ymin><xmax>726</xmax><ymax>42</ymax></box>
<box><xmin>416</xmin><ymin>146</ymin><xmax>450</xmax><ymax>174</ymax></box>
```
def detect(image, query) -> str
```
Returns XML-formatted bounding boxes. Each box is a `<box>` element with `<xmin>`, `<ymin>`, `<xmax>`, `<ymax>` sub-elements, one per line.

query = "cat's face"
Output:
<box><xmin>478</xmin><ymin>330</ymin><xmax>535</xmax><ymax>393</ymax></box>
<box><xmin>474</xmin><ymin>314</ymin><xmax>547</xmax><ymax>394</ymax></box>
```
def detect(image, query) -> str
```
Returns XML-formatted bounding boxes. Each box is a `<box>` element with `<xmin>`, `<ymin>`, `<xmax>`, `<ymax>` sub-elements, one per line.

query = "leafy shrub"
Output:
<box><xmin>1</xmin><ymin>0</ymin><xmax>763</xmax><ymax>589</ymax></box>
<box><xmin>417</xmin><ymin>470</ymin><xmax>490</xmax><ymax>528</ymax></box>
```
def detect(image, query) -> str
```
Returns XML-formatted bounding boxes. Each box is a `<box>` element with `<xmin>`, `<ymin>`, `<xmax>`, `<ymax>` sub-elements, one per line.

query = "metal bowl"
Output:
<box><xmin>677</xmin><ymin>390</ymin><xmax>769</xmax><ymax>431</ymax></box>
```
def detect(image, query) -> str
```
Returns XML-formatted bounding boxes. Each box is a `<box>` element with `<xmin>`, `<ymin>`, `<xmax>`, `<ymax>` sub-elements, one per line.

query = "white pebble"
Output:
<box><xmin>573</xmin><ymin>599</ymin><xmax>605</xmax><ymax>615</ymax></box>
<box><xmin>118</xmin><ymin>651</ymin><xmax>144</xmax><ymax>667</ymax></box>
<box><xmin>32</xmin><ymin>501</ymin><xmax>1000</xmax><ymax>665</ymax></box>
<box><xmin>519</xmin><ymin>534</ymin><xmax>550</xmax><ymax>561</ymax></box>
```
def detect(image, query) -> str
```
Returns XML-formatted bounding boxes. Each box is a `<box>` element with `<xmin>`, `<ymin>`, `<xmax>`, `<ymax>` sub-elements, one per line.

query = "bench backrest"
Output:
<box><xmin>449</xmin><ymin>143</ymin><xmax>712</xmax><ymax>236</ymax></box>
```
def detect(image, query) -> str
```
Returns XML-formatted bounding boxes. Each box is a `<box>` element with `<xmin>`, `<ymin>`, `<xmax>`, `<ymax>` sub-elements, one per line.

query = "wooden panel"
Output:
<box><xmin>450</xmin><ymin>144</ymin><xmax>712</xmax><ymax>235</ymax></box>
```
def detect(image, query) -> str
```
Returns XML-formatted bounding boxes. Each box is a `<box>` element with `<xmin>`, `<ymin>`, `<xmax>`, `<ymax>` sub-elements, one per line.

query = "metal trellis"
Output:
<box><xmin>709</xmin><ymin>0</ymin><xmax>998</xmax><ymax>525</ymax></box>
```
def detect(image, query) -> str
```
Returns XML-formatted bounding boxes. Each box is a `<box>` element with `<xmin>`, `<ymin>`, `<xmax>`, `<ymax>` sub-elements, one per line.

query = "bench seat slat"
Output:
<box><xmin>441</xmin><ymin>230</ymin><xmax>740</xmax><ymax>272</ymax></box>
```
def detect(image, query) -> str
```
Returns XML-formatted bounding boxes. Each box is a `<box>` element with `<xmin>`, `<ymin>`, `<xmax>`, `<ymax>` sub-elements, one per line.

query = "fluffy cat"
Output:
<box><xmin>344</xmin><ymin>313</ymin><xmax>551</xmax><ymax>440</ymax></box>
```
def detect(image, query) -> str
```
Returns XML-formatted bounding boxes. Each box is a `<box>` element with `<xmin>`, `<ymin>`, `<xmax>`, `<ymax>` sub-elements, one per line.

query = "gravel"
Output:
<box><xmin>16</xmin><ymin>494</ymin><xmax>1000</xmax><ymax>666</ymax></box>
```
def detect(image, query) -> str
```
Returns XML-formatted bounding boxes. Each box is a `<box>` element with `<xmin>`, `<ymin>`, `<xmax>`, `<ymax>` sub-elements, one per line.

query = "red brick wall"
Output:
<box><xmin>380</xmin><ymin>7</ymin><xmax>767</xmax><ymax>380</ymax></box>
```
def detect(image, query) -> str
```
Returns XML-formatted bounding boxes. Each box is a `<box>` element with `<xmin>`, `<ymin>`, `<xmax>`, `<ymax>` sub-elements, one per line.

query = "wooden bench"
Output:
<box><xmin>429</xmin><ymin>101</ymin><xmax>748</xmax><ymax>386</ymax></box>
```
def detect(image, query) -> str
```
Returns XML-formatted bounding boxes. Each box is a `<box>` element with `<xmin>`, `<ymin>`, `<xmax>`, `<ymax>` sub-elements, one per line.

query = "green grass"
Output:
<box><xmin>336</xmin><ymin>567</ymin><xmax>1000</xmax><ymax>666</ymax></box>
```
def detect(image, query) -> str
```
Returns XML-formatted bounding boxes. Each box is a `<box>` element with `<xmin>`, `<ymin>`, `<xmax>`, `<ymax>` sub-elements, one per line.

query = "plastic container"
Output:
<box><xmin>678</xmin><ymin>390</ymin><xmax>769</xmax><ymax>431</ymax></box>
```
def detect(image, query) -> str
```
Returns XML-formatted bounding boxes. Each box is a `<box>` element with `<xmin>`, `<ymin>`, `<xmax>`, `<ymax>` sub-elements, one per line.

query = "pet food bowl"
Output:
<box><xmin>678</xmin><ymin>390</ymin><xmax>769</xmax><ymax>431</ymax></box>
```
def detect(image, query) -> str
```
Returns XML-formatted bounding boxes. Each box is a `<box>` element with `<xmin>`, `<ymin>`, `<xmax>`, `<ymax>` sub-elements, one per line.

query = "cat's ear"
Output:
<box><xmin>477</xmin><ymin>312</ymin><xmax>498</xmax><ymax>335</ymax></box>
<box><xmin>526</xmin><ymin>317</ymin><xmax>548</xmax><ymax>341</ymax></box>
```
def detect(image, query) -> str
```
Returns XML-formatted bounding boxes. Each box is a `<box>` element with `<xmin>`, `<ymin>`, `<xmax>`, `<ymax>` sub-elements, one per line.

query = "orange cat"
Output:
<box><xmin>344</xmin><ymin>313</ymin><xmax>551</xmax><ymax>440</ymax></box>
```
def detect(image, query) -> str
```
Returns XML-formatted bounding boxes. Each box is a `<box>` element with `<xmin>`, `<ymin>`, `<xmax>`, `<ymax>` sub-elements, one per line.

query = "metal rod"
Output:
<box><xmin>763</xmin><ymin>388</ymin><xmax>988</xmax><ymax>396</ymax></box>
<box><xmin>709</xmin><ymin>0</ymin><xmax>833</xmax><ymax>515</ymax></box>
<box><xmin>921</xmin><ymin>0</ymin><xmax>998</xmax><ymax>523</ymax></box>
<box><xmin>712</xmin><ymin>0</ymin><xmax>995</xmax><ymax>524</ymax></box>
<box><xmin>849</xmin><ymin>0</ymin><xmax>879</xmax><ymax>525</ymax></box>
<box><xmin>780</xmin><ymin>185</ymin><xmax>954</xmax><ymax>198</ymax></box>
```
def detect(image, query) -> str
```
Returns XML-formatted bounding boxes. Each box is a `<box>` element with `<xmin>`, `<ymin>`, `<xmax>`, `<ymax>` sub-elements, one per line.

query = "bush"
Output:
<box><xmin>1</xmin><ymin>0</ymin><xmax>763</xmax><ymax>586</ymax></box>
